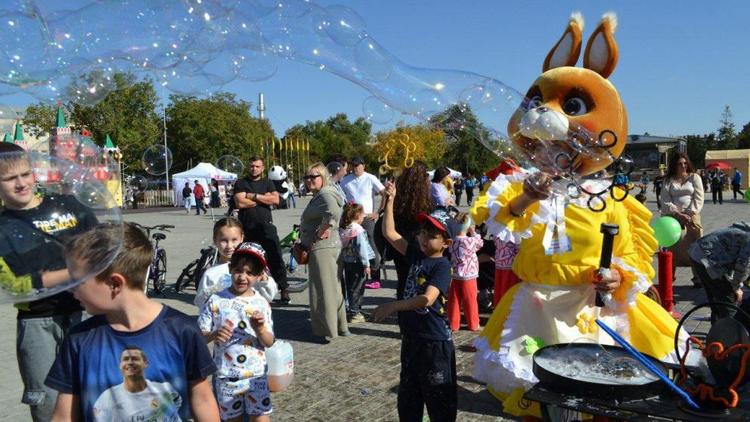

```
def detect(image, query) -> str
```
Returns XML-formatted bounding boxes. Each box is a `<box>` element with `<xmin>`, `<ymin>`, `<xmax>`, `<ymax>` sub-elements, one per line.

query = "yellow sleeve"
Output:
<box><xmin>0</xmin><ymin>257</ymin><xmax>33</xmax><ymax>295</ymax></box>
<box><xmin>610</xmin><ymin>191</ymin><xmax>658</xmax><ymax>308</ymax></box>
<box><xmin>469</xmin><ymin>172</ymin><xmax>544</xmax><ymax>243</ymax></box>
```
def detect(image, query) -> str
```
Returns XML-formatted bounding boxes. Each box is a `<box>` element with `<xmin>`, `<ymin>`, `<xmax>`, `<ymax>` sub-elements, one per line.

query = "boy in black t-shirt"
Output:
<box><xmin>0</xmin><ymin>143</ymin><xmax>97</xmax><ymax>421</ymax></box>
<box><xmin>46</xmin><ymin>223</ymin><xmax>219</xmax><ymax>421</ymax></box>
<box><xmin>373</xmin><ymin>182</ymin><xmax>458</xmax><ymax>422</ymax></box>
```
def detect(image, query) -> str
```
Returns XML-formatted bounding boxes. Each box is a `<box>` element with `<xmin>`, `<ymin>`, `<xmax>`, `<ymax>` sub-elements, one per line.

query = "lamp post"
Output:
<box><xmin>163</xmin><ymin>100</ymin><xmax>169</xmax><ymax>192</ymax></box>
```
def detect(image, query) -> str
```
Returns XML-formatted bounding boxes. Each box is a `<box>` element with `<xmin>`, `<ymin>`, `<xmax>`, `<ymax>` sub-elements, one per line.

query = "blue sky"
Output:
<box><xmin>224</xmin><ymin>0</ymin><xmax>750</xmax><ymax>138</ymax></box>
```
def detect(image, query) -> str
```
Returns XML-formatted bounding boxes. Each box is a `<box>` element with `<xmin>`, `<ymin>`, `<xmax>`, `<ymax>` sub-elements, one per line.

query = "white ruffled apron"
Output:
<box><xmin>475</xmin><ymin>282</ymin><xmax>626</xmax><ymax>392</ymax></box>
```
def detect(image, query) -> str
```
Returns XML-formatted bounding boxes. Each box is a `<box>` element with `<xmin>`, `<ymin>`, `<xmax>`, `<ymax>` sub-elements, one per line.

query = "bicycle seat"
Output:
<box><xmin>152</xmin><ymin>233</ymin><xmax>166</xmax><ymax>241</ymax></box>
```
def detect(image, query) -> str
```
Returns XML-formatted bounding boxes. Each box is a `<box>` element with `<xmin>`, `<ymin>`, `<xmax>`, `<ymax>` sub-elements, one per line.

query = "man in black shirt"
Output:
<box><xmin>0</xmin><ymin>143</ymin><xmax>96</xmax><ymax>421</ymax></box>
<box><xmin>233</xmin><ymin>156</ymin><xmax>290</xmax><ymax>303</ymax></box>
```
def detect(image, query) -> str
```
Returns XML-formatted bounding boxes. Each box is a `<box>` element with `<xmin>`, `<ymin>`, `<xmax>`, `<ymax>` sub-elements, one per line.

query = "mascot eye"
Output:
<box><xmin>563</xmin><ymin>97</ymin><xmax>588</xmax><ymax>116</ymax></box>
<box><xmin>525</xmin><ymin>95</ymin><xmax>543</xmax><ymax>110</ymax></box>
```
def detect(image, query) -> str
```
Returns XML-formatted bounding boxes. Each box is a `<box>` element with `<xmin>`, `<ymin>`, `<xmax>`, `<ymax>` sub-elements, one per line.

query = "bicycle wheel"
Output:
<box><xmin>153</xmin><ymin>250</ymin><xmax>167</xmax><ymax>293</ymax></box>
<box><xmin>175</xmin><ymin>260</ymin><xmax>198</xmax><ymax>292</ymax></box>
<box><xmin>188</xmin><ymin>247</ymin><xmax>216</xmax><ymax>291</ymax></box>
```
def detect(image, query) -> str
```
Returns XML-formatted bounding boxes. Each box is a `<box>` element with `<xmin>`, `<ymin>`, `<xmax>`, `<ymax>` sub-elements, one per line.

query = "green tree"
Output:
<box><xmin>166</xmin><ymin>93</ymin><xmax>275</xmax><ymax>175</ymax></box>
<box><xmin>717</xmin><ymin>105</ymin><xmax>737</xmax><ymax>150</ymax></box>
<box><xmin>23</xmin><ymin>103</ymin><xmax>66</xmax><ymax>137</ymax></box>
<box><xmin>737</xmin><ymin>122</ymin><xmax>750</xmax><ymax>149</ymax></box>
<box><xmin>284</xmin><ymin>113</ymin><xmax>373</xmax><ymax>166</ymax></box>
<box><xmin>70</xmin><ymin>73</ymin><xmax>161</xmax><ymax>171</ymax></box>
<box><xmin>685</xmin><ymin>133</ymin><xmax>714</xmax><ymax>168</ymax></box>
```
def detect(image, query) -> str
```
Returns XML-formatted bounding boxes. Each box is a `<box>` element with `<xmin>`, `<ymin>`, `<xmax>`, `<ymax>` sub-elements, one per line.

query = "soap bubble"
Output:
<box><xmin>362</xmin><ymin>96</ymin><xmax>393</xmax><ymax>124</ymax></box>
<box><xmin>141</xmin><ymin>144</ymin><xmax>172</xmax><ymax>176</ymax></box>
<box><xmin>0</xmin><ymin>150</ymin><xmax>123</xmax><ymax>304</ymax></box>
<box><xmin>216</xmin><ymin>155</ymin><xmax>244</xmax><ymax>175</ymax></box>
<box><xmin>129</xmin><ymin>175</ymin><xmax>148</xmax><ymax>191</ymax></box>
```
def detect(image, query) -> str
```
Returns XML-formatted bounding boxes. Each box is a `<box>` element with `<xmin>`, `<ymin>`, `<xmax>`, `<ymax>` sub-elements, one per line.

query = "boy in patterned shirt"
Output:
<box><xmin>199</xmin><ymin>242</ymin><xmax>275</xmax><ymax>421</ymax></box>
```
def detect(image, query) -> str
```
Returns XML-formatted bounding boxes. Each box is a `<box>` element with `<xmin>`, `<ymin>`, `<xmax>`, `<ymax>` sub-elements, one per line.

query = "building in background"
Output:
<box><xmin>624</xmin><ymin>134</ymin><xmax>687</xmax><ymax>173</ymax></box>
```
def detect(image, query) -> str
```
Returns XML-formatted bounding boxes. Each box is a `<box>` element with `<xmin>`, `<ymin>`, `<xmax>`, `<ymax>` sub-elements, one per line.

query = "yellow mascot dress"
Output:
<box><xmin>470</xmin><ymin>14</ymin><xmax>687</xmax><ymax>417</ymax></box>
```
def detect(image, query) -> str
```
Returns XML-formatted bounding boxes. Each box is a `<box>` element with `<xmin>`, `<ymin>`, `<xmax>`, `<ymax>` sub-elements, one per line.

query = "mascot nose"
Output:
<box><xmin>519</xmin><ymin>108</ymin><xmax>569</xmax><ymax>142</ymax></box>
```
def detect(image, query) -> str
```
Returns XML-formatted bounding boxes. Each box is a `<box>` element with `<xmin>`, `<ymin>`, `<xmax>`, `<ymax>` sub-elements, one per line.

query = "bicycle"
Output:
<box><xmin>279</xmin><ymin>224</ymin><xmax>309</xmax><ymax>293</ymax></box>
<box><xmin>131</xmin><ymin>222</ymin><xmax>174</xmax><ymax>295</ymax></box>
<box><xmin>175</xmin><ymin>245</ymin><xmax>218</xmax><ymax>293</ymax></box>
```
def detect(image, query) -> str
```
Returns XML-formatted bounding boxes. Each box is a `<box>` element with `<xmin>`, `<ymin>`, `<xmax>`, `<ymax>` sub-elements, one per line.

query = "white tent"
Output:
<box><xmin>171</xmin><ymin>163</ymin><xmax>238</xmax><ymax>206</ymax></box>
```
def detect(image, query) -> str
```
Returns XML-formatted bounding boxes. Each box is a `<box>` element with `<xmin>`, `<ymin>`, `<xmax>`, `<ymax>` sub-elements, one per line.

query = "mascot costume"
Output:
<box><xmin>269</xmin><ymin>165</ymin><xmax>290</xmax><ymax>209</ymax></box>
<box><xmin>470</xmin><ymin>13</ymin><xmax>690</xmax><ymax>417</ymax></box>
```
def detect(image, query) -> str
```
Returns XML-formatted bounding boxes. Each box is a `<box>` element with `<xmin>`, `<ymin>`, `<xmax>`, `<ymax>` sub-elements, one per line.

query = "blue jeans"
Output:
<box><xmin>195</xmin><ymin>198</ymin><xmax>206</xmax><ymax>214</ymax></box>
<box><xmin>17</xmin><ymin>312</ymin><xmax>86</xmax><ymax>422</ymax></box>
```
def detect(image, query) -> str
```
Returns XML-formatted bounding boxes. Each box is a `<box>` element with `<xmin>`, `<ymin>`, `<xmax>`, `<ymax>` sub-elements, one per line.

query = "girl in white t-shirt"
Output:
<box><xmin>195</xmin><ymin>217</ymin><xmax>278</xmax><ymax>308</ymax></box>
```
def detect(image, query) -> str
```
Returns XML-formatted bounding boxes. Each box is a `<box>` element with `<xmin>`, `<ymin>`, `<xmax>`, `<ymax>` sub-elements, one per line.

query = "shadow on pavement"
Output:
<box><xmin>349</xmin><ymin>325</ymin><xmax>401</xmax><ymax>340</ymax></box>
<box><xmin>456</xmin><ymin>384</ymin><xmax>507</xmax><ymax>418</ymax></box>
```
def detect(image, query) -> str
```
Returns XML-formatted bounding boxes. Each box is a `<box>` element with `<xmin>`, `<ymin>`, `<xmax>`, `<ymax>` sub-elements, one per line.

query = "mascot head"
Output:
<box><xmin>268</xmin><ymin>165</ymin><xmax>287</xmax><ymax>181</ymax></box>
<box><xmin>508</xmin><ymin>13</ymin><xmax>627</xmax><ymax>177</ymax></box>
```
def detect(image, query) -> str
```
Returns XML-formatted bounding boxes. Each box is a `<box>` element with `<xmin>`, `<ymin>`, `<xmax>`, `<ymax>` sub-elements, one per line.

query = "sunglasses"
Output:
<box><xmin>303</xmin><ymin>174</ymin><xmax>321</xmax><ymax>181</ymax></box>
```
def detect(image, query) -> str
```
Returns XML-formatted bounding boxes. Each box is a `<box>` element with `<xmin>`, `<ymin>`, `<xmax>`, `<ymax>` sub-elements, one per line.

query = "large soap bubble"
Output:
<box><xmin>216</xmin><ymin>155</ymin><xmax>244</xmax><ymax>175</ymax></box>
<box><xmin>141</xmin><ymin>144</ymin><xmax>173</xmax><ymax>176</ymax></box>
<box><xmin>0</xmin><ymin>149</ymin><xmax>123</xmax><ymax>304</ymax></box>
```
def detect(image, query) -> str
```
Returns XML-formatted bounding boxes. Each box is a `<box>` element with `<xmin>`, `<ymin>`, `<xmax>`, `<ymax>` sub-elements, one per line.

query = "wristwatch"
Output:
<box><xmin>253</xmin><ymin>193</ymin><xmax>258</xmax><ymax>201</ymax></box>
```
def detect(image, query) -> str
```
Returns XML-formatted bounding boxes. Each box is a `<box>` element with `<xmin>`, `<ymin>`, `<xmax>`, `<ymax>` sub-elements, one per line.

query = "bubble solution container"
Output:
<box><xmin>267</xmin><ymin>340</ymin><xmax>294</xmax><ymax>392</ymax></box>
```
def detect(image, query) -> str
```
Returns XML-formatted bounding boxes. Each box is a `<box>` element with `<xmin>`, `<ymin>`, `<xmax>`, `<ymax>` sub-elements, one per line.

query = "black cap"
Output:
<box><xmin>350</xmin><ymin>156</ymin><xmax>365</xmax><ymax>166</ymax></box>
<box><xmin>326</xmin><ymin>161</ymin><xmax>343</xmax><ymax>175</ymax></box>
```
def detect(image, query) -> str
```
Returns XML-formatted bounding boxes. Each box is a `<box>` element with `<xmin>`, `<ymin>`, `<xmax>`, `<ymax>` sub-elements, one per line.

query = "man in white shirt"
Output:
<box><xmin>341</xmin><ymin>157</ymin><xmax>385</xmax><ymax>288</ymax></box>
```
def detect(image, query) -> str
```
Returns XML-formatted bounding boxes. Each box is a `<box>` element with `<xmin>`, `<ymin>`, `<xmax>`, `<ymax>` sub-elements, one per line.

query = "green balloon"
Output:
<box><xmin>651</xmin><ymin>216</ymin><xmax>682</xmax><ymax>247</ymax></box>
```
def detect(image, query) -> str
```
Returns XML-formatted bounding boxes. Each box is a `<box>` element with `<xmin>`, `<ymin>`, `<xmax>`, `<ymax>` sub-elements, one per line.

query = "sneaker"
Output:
<box><xmin>277</xmin><ymin>290</ymin><xmax>292</xmax><ymax>305</ymax></box>
<box><xmin>339</xmin><ymin>330</ymin><xmax>353</xmax><ymax>337</ymax></box>
<box><xmin>349</xmin><ymin>313</ymin><xmax>366</xmax><ymax>324</ymax></box>
<box><xmin>364</xmin><ymin>281</ymin><xmax>381</xmax><ymax>289</ymax></box>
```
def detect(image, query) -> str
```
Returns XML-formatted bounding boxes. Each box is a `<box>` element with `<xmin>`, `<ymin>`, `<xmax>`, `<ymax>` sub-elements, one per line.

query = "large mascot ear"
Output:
<box><xmin>543</xmin><ymin>12</ymin><xmax>584</xmax><ymax>72</ymax></box>
<box><xmin>583</xmin><ymin>12</ymin><xmax>619</xmax><ymax>78</ymax></box>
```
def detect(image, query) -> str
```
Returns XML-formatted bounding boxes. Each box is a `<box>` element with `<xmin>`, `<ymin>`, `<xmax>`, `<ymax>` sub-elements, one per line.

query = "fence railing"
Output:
<box><xmin>132</xmin><ymin>189</ymin><xmax>175</xmax><ymax>208</ymax></box>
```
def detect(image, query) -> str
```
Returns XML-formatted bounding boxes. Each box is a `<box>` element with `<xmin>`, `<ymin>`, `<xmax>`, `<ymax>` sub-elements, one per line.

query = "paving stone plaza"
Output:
<box><xmin>0</xmin><ymin>191</ymin><xmax>742</xmax><ymax>420</ymax></box>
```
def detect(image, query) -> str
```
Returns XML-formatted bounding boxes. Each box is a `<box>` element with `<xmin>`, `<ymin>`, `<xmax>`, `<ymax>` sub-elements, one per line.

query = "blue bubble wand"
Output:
<box><xmin>595</xmin><ymin>319</ymin><xmax>700</xmax><ymax>410</ymax></box>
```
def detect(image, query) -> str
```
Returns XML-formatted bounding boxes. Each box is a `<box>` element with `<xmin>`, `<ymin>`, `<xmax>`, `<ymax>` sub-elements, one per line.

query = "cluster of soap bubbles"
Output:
<box><xmin>0</xmin><ymin>147</ymin><xmax>123</xmax><ymax>304</ymax></box>
<box><xmin>0</xmin><ymin>1</ymin><xmax>523</xmax><ymax>155</ymax></box>
<box><xmin>1</xmin><ymin>0</ymin><xmax>624</xmax><ymax>189</ymax></box>
<box><xmin>29</xmin><ymin>132</ymin><xmax>123</xmax><ymax>189</ymax></box>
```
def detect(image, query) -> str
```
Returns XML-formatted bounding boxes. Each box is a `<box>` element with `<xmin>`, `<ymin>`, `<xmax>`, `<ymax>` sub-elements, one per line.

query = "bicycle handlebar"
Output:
<box><xmin>130</xmin><ymin>222</ymin><xmax>175</xmax><ymax>232</ymax></box>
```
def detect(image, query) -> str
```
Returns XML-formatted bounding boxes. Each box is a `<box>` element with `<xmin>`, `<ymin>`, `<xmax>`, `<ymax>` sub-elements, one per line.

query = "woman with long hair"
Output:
<box><xmin>660</xmin><ymin>152</ymin><xmax>704</xmax><ymax>268</ymax></box>
<box><xmin>430</xmin><ymin>166</ymin><xmax>454</xmax><ymax>209</ymax></box>
<box><xmin>392</xmin><ymin>161</ymin><xmax>434</xmax><ymax>298</ymax></box>
<box><xmin>299</xmin><ymin>162</ymin><xmax>349</xmax><ymax>341</ymax></box>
